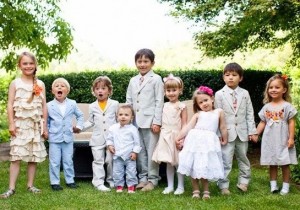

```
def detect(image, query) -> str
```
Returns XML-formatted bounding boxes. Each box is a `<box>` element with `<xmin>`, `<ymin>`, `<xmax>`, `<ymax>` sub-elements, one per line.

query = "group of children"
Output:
<box><xmin>0</xmin><ymin>49</ymin><xmax>297</xmax><ymax>200</ymax></box>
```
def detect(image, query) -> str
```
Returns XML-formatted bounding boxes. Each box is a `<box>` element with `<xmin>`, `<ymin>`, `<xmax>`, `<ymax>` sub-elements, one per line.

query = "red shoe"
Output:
<box><xmin>116</xmin><ymin>186</ymin><xmax>123</xmax><ymax>193</ymax></box>
<box><xmin>128</xmin><ymin>186</ymin><xmax>135</xmax><ymax>193</ymax></box>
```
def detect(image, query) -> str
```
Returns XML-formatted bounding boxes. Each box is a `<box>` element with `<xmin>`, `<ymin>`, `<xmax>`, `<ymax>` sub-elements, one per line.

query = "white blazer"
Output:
<box><xmin>215</xmin><ymin>86</ymin><xmax>256</xmax><ymax>142</ymax></box>
<box><xmin>81</xmin><ymin>98</ymin><xmax>119</xmax><ymax>147</ymax></box>
<box><xmin>126</xmin><ymin>70</ymin><xmax>164</xmax><ymax>128</ymax></box>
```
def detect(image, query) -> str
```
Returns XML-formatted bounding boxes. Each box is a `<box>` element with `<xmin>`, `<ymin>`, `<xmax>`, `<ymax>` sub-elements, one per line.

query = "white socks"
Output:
<box><xmin>270</xmin><ymin>180</ymin><xmax>278</xmax><ymax>193</ymax></box>
<box><xmin>270</xmin><ymin>181</ymin><xmax>289</xmax><ymax>195</ymax></box>
<box><xmin>280</xmin><ymin>182</ymin><xmax>289</xmax><ymax>195</ymax></box>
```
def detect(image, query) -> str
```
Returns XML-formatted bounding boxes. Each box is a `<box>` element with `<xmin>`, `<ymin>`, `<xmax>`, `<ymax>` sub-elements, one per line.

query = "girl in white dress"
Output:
<box><xmin>256</xmin><ymin>74</ymin><xmax>297</xmax><ymax>195</ymax></box>
<box><xmin>176</xmin><ymin>86</ymin><xmax>228</xmax><ymax>199</ymax></box>
<box><xmin>152</xmin><ymin>74</ymin><xmax>187</xmax><ymax>195</ymax></box>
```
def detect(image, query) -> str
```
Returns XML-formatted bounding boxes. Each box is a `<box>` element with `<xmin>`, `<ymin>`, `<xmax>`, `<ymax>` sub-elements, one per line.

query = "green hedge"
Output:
<box><xmin>39</xmin><ymin>69</ymin><xmax>275</xmax><ymax>123</ymax></box>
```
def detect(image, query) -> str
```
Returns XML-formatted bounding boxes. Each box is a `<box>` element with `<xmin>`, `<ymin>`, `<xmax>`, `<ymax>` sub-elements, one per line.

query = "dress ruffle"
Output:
<box><xmin>177</xmin><ymin>129</ymin><xmax>225</xmax><ymax>181</ymax></box>
<box><xmin>9</xmin><ymin>78</ymin><xmax>47</xmax><ymax>163</ymax></box>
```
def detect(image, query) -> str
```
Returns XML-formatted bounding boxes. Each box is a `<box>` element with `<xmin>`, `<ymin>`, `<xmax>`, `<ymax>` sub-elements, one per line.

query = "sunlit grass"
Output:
<box><xmin>0</xmin><ymin>158</ymin><xmax>299</xmax><ymax>210</ymax></box>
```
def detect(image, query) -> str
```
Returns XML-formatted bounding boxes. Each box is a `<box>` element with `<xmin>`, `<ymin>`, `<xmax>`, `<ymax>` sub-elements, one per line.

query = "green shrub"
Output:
<box><xmin>39</xmin><ymin>69</ymin><xmax>275</xmax><ymax>123</ymax></box>
<box><xmin>0</xmin><ymin>75</ymin><xmax>13</xmax><ymax>143</ymax></box>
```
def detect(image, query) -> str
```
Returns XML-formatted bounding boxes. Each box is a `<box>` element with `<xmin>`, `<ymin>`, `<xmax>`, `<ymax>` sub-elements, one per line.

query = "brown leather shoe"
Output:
<box><xmin>237</xmin><ymin>183</ymin><xmax>248</xmax><ymax>192</ymax></box>
<box><xmin>221</xmin><ymin>188</ymin><xmax>231</xmax><ymax>195</ymax></box>
<box><xmin>141</xmin><ymin>182</ymin><xmax>154</xmax><ymax>192</ymax></box>
<box><xmin>136</xmin><ymin>182</ymin><xmax>147</xmax><ymax>189</ymax></box>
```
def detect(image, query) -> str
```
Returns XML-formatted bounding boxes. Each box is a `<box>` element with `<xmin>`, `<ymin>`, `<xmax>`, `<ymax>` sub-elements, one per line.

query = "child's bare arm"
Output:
<box><xmin>287</xmin><ymin>117</ymin><xmax>296</xmax><ymax>148</ymax></box>
<box><xmin>219</xmin><ymin>110</ymin><xmax>228</xmax><ymax>145</ymax></box>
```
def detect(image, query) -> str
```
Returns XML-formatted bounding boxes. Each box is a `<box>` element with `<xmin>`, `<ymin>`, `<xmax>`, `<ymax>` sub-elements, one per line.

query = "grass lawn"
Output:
<box><xmin>0</xmin><ymin>149</ymin><xmax>299</xmax><ymax>210</ymax></box>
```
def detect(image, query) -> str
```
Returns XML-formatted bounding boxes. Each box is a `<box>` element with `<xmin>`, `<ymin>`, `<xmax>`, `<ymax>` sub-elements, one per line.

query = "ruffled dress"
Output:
<box><xmin>10</xmin><ymin>78</ymin><xmax>47</xmax><ymax>162</ymax></box>
<box><xmin>177</xmin><ymin>109</ymin><xmax>224</xmax><ymax>181</ymax></box>
<box><xmin>259</xmin><ymin>102</ymin><xmax>298</xmax><ymax>165</ymax></box>
<box><xmin>152</xmin><ymin>102</ymin><xmax>186</xmax><ymax>166</ymax></box>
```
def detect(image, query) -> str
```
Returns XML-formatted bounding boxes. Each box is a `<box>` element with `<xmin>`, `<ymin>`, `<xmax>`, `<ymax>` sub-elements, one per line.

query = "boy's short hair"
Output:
<box><xmin>91</xmin><ymin>76</ymin><xmax>113</xmax><ymax>95</ymax></box>
<box><xmin>135</xmin><ymin>48</ymin><xmax>155</xmax><ymax>62</ymax></box>
<box><xmin>52</xmin><ymin>78</ymin><xmax>70</xmax><ymax>91</ymax></box>
<box><xmin>223</xmin><ymin>62</ymin><xmax>244</xmax><ymax>77</ymax></box>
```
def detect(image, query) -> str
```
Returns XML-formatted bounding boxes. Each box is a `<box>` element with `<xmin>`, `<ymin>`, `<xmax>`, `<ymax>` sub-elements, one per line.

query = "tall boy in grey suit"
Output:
<box><xmin>215</xmin><ymin>63</ymin><xmax>258</xmax><ymax>195</ymax></box>
<box><xmin>126</xmin><ymin>49</ymin><xmax>164</xmax><ymax>191</ymax></box>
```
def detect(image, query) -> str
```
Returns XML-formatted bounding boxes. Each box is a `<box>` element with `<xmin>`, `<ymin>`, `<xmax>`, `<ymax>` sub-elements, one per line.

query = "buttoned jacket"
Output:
<box><xmin>215</xmin><ymin>86</ymin><xmax>256</xmax><ymax>142</ymax></box>
<box><xmin>126</xmin><ymin>70</ymin><xmax>164</xmax><ymax>128</ymax></box>
<box><xmin>47</xmin><ymin>98</ymin><xmax>84</xmax><ymax>143</ymax></box>
<box><xmin>82</xmin><ymin>98</ymin><xmax>119</xmax><ymax>146</ymax></box>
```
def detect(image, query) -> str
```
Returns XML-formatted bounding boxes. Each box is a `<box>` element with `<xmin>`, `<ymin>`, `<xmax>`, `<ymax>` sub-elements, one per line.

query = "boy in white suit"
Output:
<box><xmin>126</xmin><ymin>48</ymin><xmax>164</xmax><ymax>191</ymax></box>
<box><xmin>48</xmin><ymin>78</ymin><xmax>84</xmax><ymax>191</ymax></box>
<box><xmin>215</xmin><ymin>63</ymin><xmax>258</xmax><ymax>195</ymax></box>
<box><xmin>81</xmin><ymin>76</ymin><xmax>119</xmax><ymax>191</ymax></box>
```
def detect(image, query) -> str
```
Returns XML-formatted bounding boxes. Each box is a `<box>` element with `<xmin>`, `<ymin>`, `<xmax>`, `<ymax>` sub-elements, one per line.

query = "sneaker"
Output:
<box><xmin>271</xmin><ymin>185</ymin><xmax>279</xmax><ymax>193</ymax></box>
<box><xmin>136</xmin><ymin>182</ymin><xmax>147</xmax><ymax>189</ymax></box>
<box><xmin>127</xmin><ymin>186</ymin><xmax>135</xmax><ymax>193</ymax></box>
<box><xmin>221</xmin><ymin>188</ymin><xmax>231</xmax><ymax>195</ymax></box>
<box><xmin>280</xmin><ymin>188</ymin><xmax>289</xmax><ymax>196</ymax></box>
<box><xmin>162</xmin><ymin>187</ymin><xmax>174</xmax><ymax>194</ymax></box>
<box><xmin>51</xmin><ymin>184</ymin><xmax>63</xmax><ymax>191</ymax></box>
<box><xmin>237</xmin><ymin>183</ymin><xmax>248</xmax><ymax>192</ymax></box>
<box><xmin>116</xmin><ymin>186</ymin><xmax>123</xmax><ymax>193</ymax></box>
<box><xmin>66</xmin><ymin>183</ymin><xmax>78</xmax><ymax>189</ymax></box>
<box><xmin>141</xmin><ymin>182</ymin><xmax>154</xmax><ymax>192</ymax></box>
<box><xmin>0</xmin><ymin>189</ymin><xmax>15</xmax><ymax>199</ymax></box>
<box><xmin>96</xmin><ymin>185</ymin><xmax>111</xmax><ymax>192</ymax></box>
<box><xmin>174</xmin><ymin>188</ymin><xmax>184</xmax><ymax>195</ymax></box>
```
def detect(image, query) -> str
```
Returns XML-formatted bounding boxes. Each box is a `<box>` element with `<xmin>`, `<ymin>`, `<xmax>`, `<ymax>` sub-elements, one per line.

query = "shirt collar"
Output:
<box><xmin>54</xmin><ymin>98</ymin><xmax>67</xmax><ymax>104</ymax></box>
<box><xmin>225</xmin><ymin>85</ymin><xmax>240</xmax><ymax>94</ymax></box>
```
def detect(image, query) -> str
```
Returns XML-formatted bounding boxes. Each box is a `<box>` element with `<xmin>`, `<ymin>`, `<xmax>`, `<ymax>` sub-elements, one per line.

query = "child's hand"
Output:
<box><xmin>73</xmin><ymin>127</ymin><xmax>81</xmax><ymax>133</ymax></box>
<box><xmin>249</xmin><ymin>134</ymin><xmax>258</xmax><ymax>143</ymax></box>
<box><xmin>42</xmin><ymin>131</ymin><xmax>48</xmax><ymax>140</ymax></box>
<box><xmin>108</xmin><ymin>145</ymin><xmax>115</xmax><ymax>154</ymax></box>
<box><xmin>151</xmin><ymin>124</ymin><xmax>161</xmax><ymax>134</ymax></box>
<box><xmin>9</xmin><ymin>123</ymin><xmax>16</xmax><ymax>137</ymax></box>
<box><xmin>220</xmin><ymin>137</ymin><xmax>227</xmax><ymax>145</ymax></box>
<box><xmin>176</xmin><ymin>139</ymin><xmax>183</xmax><ymax>150</ymax></box>
<box><xmin>130</xmin><ymin>152</ymin><xmax>137</xmax><ymax>161</ymax></box>
<box><xmin>288</xmin><ymin>138</ymin><xmax>295</xmax><ymax>148</ymax></box>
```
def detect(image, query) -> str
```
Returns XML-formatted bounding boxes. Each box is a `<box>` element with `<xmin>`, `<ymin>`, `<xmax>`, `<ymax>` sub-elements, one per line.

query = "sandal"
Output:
<box><xmin>202</xmin><ymin>191</ymin><xmax>210</xmax><ymax>200</ymax></box>
<box><xmin>192</xmin><ymin>190</ymin><xmax>200</xmax><ymax>198</ymax></box>
<box><xmin>0</xmin><ymin>189</ymin><xmax>15</xmax><ymax>199</ymax></box>
<box><xmin>27</xmin><ymin>186</ymin><xmax>41</xmax><ymax>194</ymax></box>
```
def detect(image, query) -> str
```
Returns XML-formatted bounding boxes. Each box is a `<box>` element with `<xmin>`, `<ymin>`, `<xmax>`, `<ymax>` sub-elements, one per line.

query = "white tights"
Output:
<box><xmin>166</xmin><ymin>163</ymin><xmax>184</xmax><ymax>190</ymax></box>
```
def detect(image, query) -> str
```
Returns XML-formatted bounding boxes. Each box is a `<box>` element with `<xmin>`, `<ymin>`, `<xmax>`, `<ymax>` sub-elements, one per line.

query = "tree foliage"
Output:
<box><xmin>0</xmin><ymin>0</ymin><xmax>73</xmax><ymax>72</ymax></box>
<box><xmin>159</xmin><ymin>0</ymin><xmax>300</xmax><ymax>67</ymax></box>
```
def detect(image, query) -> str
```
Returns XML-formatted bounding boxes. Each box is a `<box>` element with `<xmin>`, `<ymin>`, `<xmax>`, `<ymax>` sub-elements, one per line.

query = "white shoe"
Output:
<box><xmin>174</xmin><ymin>188</ymin><xmax>184</xmax><ymax>195</ymax></box>
<box><xmin>97</xmin><ymin>185</ymin><xmax>111</xmax><ymax>192</ymax></box>
<box><xmin>270</xmin><ymin>185</ymin><xmax>279</xmax><ymax>193</ymax></box>
<box><xmin>162</xmin><ymin>187</ymin><xmax>174</xmax><ymax>194</ymax></box>
<box><xmin>280</xmin><ymin>188</ymin><xmax>289</xmax><ymax>196</ymax></box>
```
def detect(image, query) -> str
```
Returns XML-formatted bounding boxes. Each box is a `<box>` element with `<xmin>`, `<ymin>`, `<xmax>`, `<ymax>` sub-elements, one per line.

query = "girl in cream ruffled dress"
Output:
<box><xmin>0</xmin><ymin>52</ymin><xmax>48</xmax><ymax>199</ymax></box>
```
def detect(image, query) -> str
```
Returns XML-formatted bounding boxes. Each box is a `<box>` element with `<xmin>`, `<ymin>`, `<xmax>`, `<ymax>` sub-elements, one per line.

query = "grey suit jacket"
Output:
<box><xmin>126</xmin><ymin>70</ymin><xmax>164</xmax><ymax>128</ymax></box>
<box><xmin>81</xmin><ymin>98</ymin><xmax>119</xmax><ymax>147</ymax></box>
<box><xmin>215</xmin><ymin>85</ymin><xmax>256</xmax><ymax>142</ymax></box>
<box><xmin>47</xmin><ymin>98</ymin><xmax>84</xmax><ymax>143</ymax></box>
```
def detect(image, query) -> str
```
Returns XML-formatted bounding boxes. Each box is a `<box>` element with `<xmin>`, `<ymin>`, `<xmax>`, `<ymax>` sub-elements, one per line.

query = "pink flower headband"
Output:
<box><xmin>198</xmin><ymin>86</ymin><xmax>214</xmax><ymax>96</ymax></box>
<box><xmin>163</xmin><ymin>73</ymin><xmax>181</xmax><ymax>84</ymax></box>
